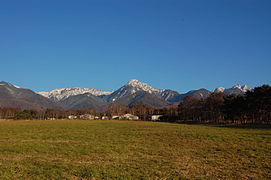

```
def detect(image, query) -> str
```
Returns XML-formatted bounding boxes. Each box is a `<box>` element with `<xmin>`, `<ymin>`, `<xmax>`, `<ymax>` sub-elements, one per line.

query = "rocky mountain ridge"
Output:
<box><xmin>0</xmin><ymin>80</ymin><xmax>252</xmax><ymax>110</ymax></box>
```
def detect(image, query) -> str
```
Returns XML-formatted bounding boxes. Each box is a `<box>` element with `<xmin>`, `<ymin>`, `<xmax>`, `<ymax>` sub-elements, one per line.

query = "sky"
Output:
<box><xmin>0</xmin><ymin>0</ymin><xmax>270</xmax><ymax>93</ymax></box>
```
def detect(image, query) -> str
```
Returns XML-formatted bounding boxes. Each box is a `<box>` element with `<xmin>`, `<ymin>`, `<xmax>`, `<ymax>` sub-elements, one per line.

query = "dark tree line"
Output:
<box><xmin>223</xmin><ymin>85</ymin><xmax>271</xmax><ymax>124</ymax></box>
<box><xmin>174</xmin><ymin>85</ymin><xmax>271</xmax><ymax>124</ymax></box>
<box><xmin>0</xmin><ymin>108</ymin><xmax>97</xmax><ymax>120</ymax></box>
<box><xmin>0</xmin><ymin>107</ymin><xmax>20</xmax><ymax>119</ymax></box>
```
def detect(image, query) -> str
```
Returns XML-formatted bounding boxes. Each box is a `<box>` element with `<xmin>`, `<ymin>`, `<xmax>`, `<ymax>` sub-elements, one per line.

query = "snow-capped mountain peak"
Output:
<box><xmin>241</xmin><ymin>85</ymin><xmax>252</xmax><ymax>92</ymax></box>
<box><xmin>38</xmin><ymin>87</ymin><xmax>113</xmax><ymax>101</ymax></box>
<box><xmin>232</xmin><ymin>84</ymin><xmax>252</xmax><ymax>92</ymax></box>
<box><xmin>214</xmin><ymin>84</ymin><xmax>252</xmax><ymax>95</ymax></box>
<box><xmin>126</xmin><ymin>79</ymin><xmax>163</xmax><ymax>94</ymax></box>
<box><xmin>104</xmin><ymin>79</ymin><xmax>166</xmax><ymax>103</ymax></box>
<box><xmin>232</xmin><ymin>84</ymin><xmax>242</xmax><ymax>89</ymax></box>
<box><xmin>214</xmin><ymin>87</ymin><xmax>225</xmax><ymax>93</ymax></box>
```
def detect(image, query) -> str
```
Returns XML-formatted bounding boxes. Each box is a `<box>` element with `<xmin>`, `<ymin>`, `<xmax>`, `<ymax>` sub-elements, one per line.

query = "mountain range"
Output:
<box><xmin>0</xmin><ymin>80</ymin><xmax>252</xmax><ymax>110</ymax></box>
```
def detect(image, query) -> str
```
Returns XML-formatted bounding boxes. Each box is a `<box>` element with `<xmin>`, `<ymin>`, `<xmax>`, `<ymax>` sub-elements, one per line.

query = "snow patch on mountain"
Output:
<box><xmin>13</xmin><ymin>85</ymin><xmax>21</xmax><ymax>89</ymax></box>
<box><xmin>38</xmin><ymin>87</ymin><xmax>113</xmax><ymax>101</ymax></box>
<box><xmin>214</xmin><ymin>87</ymin><xmax>225</xmax><ymax>93</ymax></box>
<box><xmin>126</xmin><ymin>79</ymin><xmax>164</xmax><ymax>94</ymax></box>
<box><xmin>240</xmin><ymin>85</ymin><xmax>252</xmax><ymax>92</ymax></box>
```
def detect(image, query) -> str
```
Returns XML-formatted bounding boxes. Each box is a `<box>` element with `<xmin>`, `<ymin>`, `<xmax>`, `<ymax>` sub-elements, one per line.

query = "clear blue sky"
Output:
<box><xmin>0</xmin><ymin>0</ymin><xmax>270</xmax><ymax>93</ymax></box>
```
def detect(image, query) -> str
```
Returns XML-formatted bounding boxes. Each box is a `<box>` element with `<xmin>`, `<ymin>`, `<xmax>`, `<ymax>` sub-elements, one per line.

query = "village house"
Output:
<box><xmin>79</xmin><ymin>114</ymin><xmax>95</xmax><ymax>120</ymax></box>
<box><xmin>111</xmin><ymin>114</ymin><xmax>139</xmax><ymax>120</ymax></box>
<box><xmin>111</xmin><ymin>115</ymin><xmax>120</xmax><ymax>120</ymax></box>
<box><xmin>68</xmin><ymin>115</ymin><xmax>77</xmax><ymax>120</ymax></box>
<box><xmin>151</xmin><ymin>115</ymin><xmax>163</xmax><ymax>121</ymax></box>
<box><xmin>121</xmin><ymin>113</ymin><xmax>139</xmax><ymax>120</ymax></box>
<box><xmin>102</xmin><ymin>116</ymin><xmax>109</xmax><ymax>120</ymax></box>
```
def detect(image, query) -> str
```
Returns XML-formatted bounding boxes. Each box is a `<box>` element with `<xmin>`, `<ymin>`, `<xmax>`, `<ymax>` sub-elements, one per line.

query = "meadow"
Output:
<box><xmin>0</xmin><ymin>120</ymin><xmax>270</xmax><ymax>179</ymax></box>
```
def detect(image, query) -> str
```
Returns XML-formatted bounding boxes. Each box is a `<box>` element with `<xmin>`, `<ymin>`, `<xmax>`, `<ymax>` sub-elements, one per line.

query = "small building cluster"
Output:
<box><xmin>67</xmin><ymin>113</ymin><xmax>163</xmax><ymax>121</ymax></box>
<box><xmin>111</xmin><ymin>114</ymin><xmax>139</xmax><ymax>120</ymax></box>
<box><xmin>68</xmin><ymin>114</ymin><xmax>102</xmax><ymax>120</ymax></box>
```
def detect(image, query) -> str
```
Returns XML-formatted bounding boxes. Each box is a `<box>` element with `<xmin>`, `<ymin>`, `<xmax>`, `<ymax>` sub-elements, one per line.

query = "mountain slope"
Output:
<box><xmin>107</xmin><ymin>90</ymin><xmax>169</xmax><ymax>107</ymax></box>
<box><xmin>60</xmin><ymin>93</ymin><xmax>108</xmax><ymax>110</ymax></box>
<box><xmin>0</xmin><ymin>81</ymin><xmax>61</xmax><ymax>109</ymax></box>
<box><xmin>160</xmin><ymin>89</ymin><xmax>182</xmax><ymax>103</ymax></box>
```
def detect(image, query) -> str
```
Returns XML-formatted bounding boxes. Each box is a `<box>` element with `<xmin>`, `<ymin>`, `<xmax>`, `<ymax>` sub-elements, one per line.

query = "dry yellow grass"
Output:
<box><xmin>0</xmin><ymin>120</ymin><xmax>270</xmax><ymax>179</ymax></box>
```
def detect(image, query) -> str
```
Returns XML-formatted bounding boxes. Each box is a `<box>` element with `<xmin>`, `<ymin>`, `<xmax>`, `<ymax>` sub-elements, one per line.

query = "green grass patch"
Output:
<box><xmin>0</xmin><ymin>120</ymin><xmax>270</xmax><ymax>179</ymax></box>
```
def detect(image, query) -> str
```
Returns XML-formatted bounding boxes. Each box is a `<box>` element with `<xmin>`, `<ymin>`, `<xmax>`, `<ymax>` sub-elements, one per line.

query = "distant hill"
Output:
<box><xmin>178</xmin><ymin>88</ymin><xmax>212</xmax><ymax>100</ymax></box>
<box><xmin>0</xmin><ymin>81</ymin><xmax>61</xmax><ymax>109</ymax></box>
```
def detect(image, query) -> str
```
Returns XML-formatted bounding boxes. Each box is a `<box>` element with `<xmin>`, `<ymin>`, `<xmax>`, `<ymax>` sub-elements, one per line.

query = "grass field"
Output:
<box><xmin>0</xmin><ymin>120</ymin><xmax>270</xmax><ymax>179</ymax></box>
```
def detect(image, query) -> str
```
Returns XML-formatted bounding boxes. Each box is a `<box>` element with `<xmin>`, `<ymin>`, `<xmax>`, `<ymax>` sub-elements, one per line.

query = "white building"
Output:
<box><xmin>68</xmin><ymin>115</ymin><xmax>77</xmax><ymax>120</ymax></box>
<box><xmin>112</xmin><ymin>115</ymin><xmax>120</xmax><ymax>120</ymax></box>
<box><xmin>121</xmin><ymin>114</ymin><xmax>139</xmax><ymax>120</ymax></box>
<box><xmin>102</xmin><ymin>116</ymin><xmax>109</xmax><ymax>120</ymax></box>
<box><xmin>151</xmin><ymin>115</ymin><xmax>163</xmax><ymax>121</ymax></box>
<box><xmin>79</xmin><ymin>114</ymin><xmax>95</xmax><ymax>120</ymax></box>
